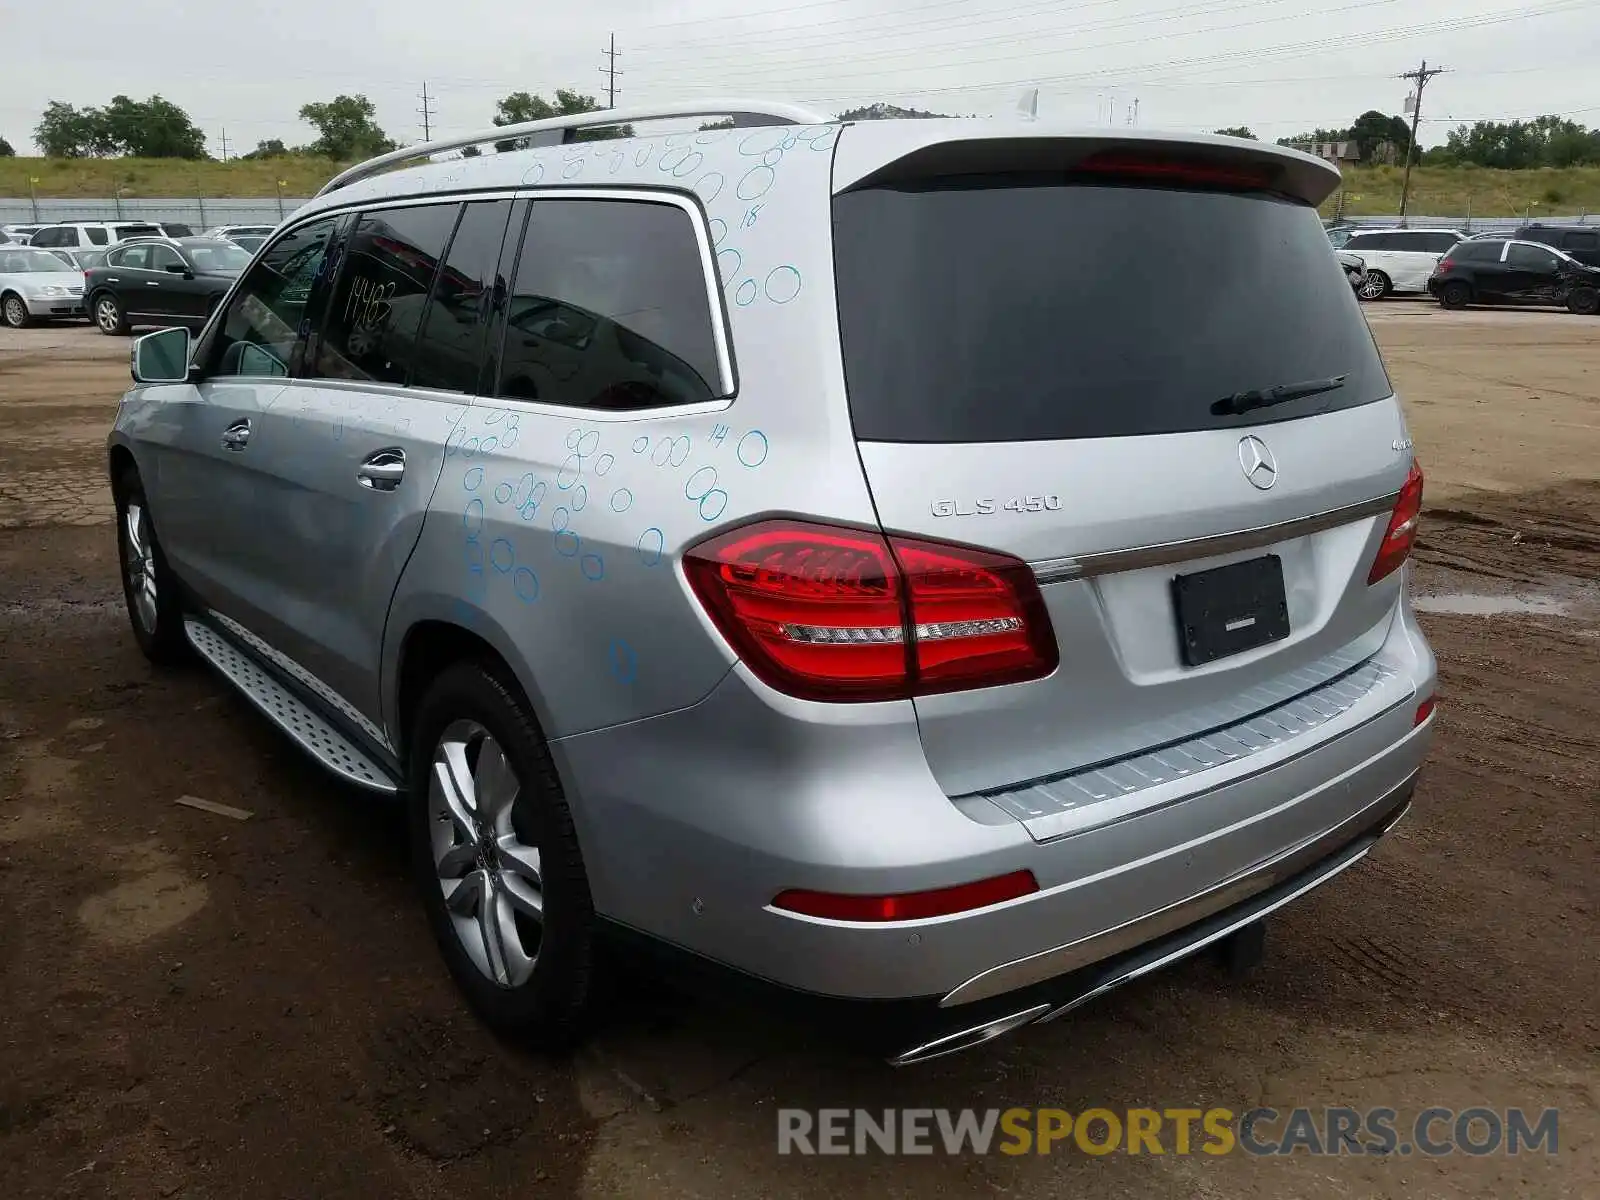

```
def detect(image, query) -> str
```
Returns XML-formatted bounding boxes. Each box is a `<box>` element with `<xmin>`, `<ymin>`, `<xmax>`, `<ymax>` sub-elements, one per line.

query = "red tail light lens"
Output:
<box><xmin>1077</xmin><ymin>150</ymin><xmax>1277</xmax><ymax>190</ymax></box>
<box><xmin>1368</xmin><ymin>459</ymin><xmax>1425</xmax><ymax>584</ymax></box>
<box><xmin>1436</xmin><ymin>259</ymin><xmax>1454</xmax><ymax>273</ymax></box>
<box><xmin>772</xmin><ymin>869</ymin><xmax>1039</xmax><ymax>922</ymax></box>
<box><xmin>1414</xmin><ymin>696</ymin><xmax>1437</xmax><ymax>726</ymax></box>
<box><xmin>683</xmin><ymin>519</ymin><xmax>1058</xmax><ymax>702</ymax></box>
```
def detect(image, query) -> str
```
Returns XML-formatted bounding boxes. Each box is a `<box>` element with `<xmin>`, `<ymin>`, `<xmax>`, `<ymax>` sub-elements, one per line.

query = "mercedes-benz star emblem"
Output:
<box><xmin>1238</xmin><ymin>435</ymin><xmax>1278</xmax><ymax>490</ymax></box>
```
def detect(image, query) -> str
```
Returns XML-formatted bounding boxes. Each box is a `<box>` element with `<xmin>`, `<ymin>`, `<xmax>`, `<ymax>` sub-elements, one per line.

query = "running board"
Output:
<box><xmin>184</xmin><ymin>618</ymin><xmax>400</xmax><ymax>795</ymax></box>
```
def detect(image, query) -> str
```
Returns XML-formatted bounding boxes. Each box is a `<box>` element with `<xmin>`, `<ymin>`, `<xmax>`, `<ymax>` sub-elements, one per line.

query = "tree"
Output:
<box><xmin>460</xmin><ymin>144</ymin><xmax>482</xmax><ymax>158</ymax></box>
<box><xmin>491</xmin><ymin>89</ymin><xmax>631</xmax><ymax>150</ymax></box>
<box><xmin>1349</xmin><ymin>110</ymin><xmax>1409</xmax><ymax>165</ymax></box>
<box><xmin>1213</xmin><ymin>126</ymin><xmax>1257</xmax><ymax>140</ymax></box>
<box><xmin>34</xmin><ymin>101</ymin><xmax>115</xmax><ymax>157</ymax></box>
<box><xmin>1441</xmin><ymin>116</ymin><xmax>1600</xmax><ymax>169</ymax></box>
<box><xmin>0</xmin><ymin>136</ymin><xmax>13</xmax><ymax>157</ymax></box>
<box><xmin>241</xmin><ymin>138</ymin><xmax>290</xmax><ymax>160</ymax></box>
<box><xmin>298</xmin><ymin>95</ymin><xmax>395</xmax><ymax>160</ymax></box>
<box><xmin>837</xmin><ymin>102</ymin><xmax>948</xmax><ymax>120</ymax></box>
<box><xmin>102</xmin><ymin>94</ymin><xmax>206</xmax><ymax>159</ymax></box>
<box><xmin>1277</xmin><ymin>127</ymin><xmax>1351</xmax><ymax>148</ymax></box>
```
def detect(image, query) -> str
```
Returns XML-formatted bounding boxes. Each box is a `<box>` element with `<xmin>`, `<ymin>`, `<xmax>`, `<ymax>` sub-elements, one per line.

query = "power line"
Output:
<box><xmin>1397</xmin><ymin>58</ymin><xmax>1447</xmax><ymax>220</ymax></box>
<box><xmin>418</xmin><ymin>81</ymin><xmax>435</xmax><ymax>141</ymax></box>
<box><xmin>600</xmin><ymin>33</ymin><xmax>623</xmax><ymax>109</ymax></box>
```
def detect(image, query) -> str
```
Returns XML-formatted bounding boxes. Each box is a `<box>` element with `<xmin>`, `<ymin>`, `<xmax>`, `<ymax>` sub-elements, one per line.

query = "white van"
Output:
<box><xmin>1344</xmin><ymin>228</ymin><xmax>1466</xmax><ymax>300</ymax></box>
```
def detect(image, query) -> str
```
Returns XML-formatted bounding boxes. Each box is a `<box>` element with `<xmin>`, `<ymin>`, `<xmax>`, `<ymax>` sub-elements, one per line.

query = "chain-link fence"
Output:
<box><xmin>0</xmin><ymin>196</ymin><xmax>310</xmax><ymax>228</ymax></box>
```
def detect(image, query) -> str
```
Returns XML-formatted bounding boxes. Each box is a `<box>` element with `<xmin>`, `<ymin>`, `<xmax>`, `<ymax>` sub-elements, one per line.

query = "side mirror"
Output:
<box><xmin>165</xmin><ymin>262</ymin><xmax>192</xmax><ymax>277</ymax></box>
<box><xmin>131</xmin><ymin>326</ymin><xmax>191</xmax><ymax>384</ymax></box>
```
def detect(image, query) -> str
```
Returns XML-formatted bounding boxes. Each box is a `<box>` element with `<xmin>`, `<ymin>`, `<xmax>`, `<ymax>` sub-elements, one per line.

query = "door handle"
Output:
<box><xmin>221</xmin><ymin>419</ymin><xmax>251</xmax><ymax>450</ymax></box>
<box><xmin>357</xmin><ymin>448</ymin><xmax>406</xmax><ymax>491</ymax></box>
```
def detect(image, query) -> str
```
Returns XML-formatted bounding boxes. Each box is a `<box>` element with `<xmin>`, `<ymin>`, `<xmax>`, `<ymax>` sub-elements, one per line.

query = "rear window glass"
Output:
<box><xmin>833</xmin><ymin>176</ymin><xmax>1392</xmax><ymax>443</ymax></box>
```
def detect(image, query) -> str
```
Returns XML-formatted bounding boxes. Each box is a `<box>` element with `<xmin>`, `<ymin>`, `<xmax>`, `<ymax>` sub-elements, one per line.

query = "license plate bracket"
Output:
<box><xmin>1171</xmin><ymin>555</ymin><xmax>1290</xmax><ymax>667</ymax></box>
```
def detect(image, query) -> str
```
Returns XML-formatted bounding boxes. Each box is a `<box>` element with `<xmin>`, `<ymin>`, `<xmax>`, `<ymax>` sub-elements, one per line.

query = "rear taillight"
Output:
<box><xmin>1435</xmin><ymin>259</ymin><xmax>1454</xmax><ymax>273</ymax></box>
<box><xmin>1077</xmin><ymin>150</ymin><xmax>1277</xmax><ymax>190</ymax></box>
<box><xmin>683</xmin><ymin>519</ymin><xmax>1058</xmax><ymax>702</ymax></box>
<box><xmin>1368</xmin><ymin>459</ymin><xmax>1425</xmax><ymax>584</ymax></box>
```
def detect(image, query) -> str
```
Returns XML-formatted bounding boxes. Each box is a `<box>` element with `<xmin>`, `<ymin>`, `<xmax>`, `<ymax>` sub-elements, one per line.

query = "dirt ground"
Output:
<box><xmin>1</xmin><ymin>306</ymin><xmax>1596</xmax><ymax>1199</ymax></box>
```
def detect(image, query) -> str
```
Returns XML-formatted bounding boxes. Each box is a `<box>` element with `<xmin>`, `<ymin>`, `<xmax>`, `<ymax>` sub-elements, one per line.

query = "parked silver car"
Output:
<box><xmin>108</xmin><ymin>102</ymin><xmax>1437</xmax><ymax>1063</ymax></box>
<box><xmin>1</xmin><ymin>246</ymin><xmax>87</xmax><ymax>325</ymax></box>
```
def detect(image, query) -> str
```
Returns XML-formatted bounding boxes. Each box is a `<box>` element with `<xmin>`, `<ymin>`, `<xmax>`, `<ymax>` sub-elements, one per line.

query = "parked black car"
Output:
<box><xmin>1512</xmin><ymin>223</ymin><xmax>1600</xmax><ymax>268</ymax></box>
<box><xmin>83</xmin><ymin>237</ymin><xmax>251</xmax><ymax>335</ymax></box>
<box><xmin>1427</xmin><ymin>238</ymin><xmax>1600</xmax><ymax>315</ymax></box>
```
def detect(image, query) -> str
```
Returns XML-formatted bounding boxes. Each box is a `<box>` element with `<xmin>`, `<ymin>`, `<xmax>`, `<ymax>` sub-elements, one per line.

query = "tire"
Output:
<box><xmin>1567</xmin><ymin>287</ymin><xmax>1599</xmax><ymax>316</ymax></box>
<box><xmin>1438</xmin><ymin>280</ymin><xmax>1471</xmax><ymax>310</ymax></box>
<box><xmin>408</xmin><ymin>661</ymin><xmax>596</xmax><ymax>1047</ymax></box>
<box><xmin>2</xmin><ymin>292</ymin><xmax>32</xmax><ymax>329</ymax></box>
<box><xmin>1356</xmin><ymin>270</ymin><xmax>1391</xmax><ymax>302</ymax></box>
<box><xmin>94</xmin><ymin>291</ymin><xmax>128</xmax><ymax>336</ymax></box>
<box><xmin>114</xmin><ymin>467</ymin><xmax>190</xmax><ymax>664</ymax></box>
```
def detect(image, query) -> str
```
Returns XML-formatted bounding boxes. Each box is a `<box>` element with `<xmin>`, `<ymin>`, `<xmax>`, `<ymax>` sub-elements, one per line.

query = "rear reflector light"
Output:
<box><xmin>1414</xmin><ymin>697</ymin><xmax>1436</xmax><ymax>726</ymax></box>
<box><xmin>683</xmin><ymin>519</ymin><xmax>1058</xmax><ymax>702</ymax></box>
<box><xmin>1368</xmin><ymin>459</ymin><xmax>1425</xmax><ymax>584</ymax></box>
<box><xmin>772</xmin><ymin>870</ymin><xmax>1039</xmax><ymax>922</ymax></box>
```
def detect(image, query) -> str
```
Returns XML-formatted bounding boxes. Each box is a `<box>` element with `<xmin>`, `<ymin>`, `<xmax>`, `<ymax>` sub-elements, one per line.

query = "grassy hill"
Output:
<box><xmin>0</xmin><ymin>157</ymin><xmax>349</xmax><ymax>199</ymax></box>
<box><xmin>5</xmin><ymin>156</ymin><xmax>1600</xmax><ymax>220</ymax></box>
<box><xmin>1322</xmin><ymin>165</ymin><xmax>1600</xmax><ymax>220</ymax></box>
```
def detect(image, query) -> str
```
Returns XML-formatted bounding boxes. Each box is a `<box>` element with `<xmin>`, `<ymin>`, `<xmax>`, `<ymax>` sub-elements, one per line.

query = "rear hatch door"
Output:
<box><xmin>831</xmin><ymin>128</ymin><xmax>1415</xmax><ymax>800</ymax></box>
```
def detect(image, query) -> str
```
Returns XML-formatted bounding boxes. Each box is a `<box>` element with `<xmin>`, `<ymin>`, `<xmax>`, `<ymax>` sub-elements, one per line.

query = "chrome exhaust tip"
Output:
<box><xmin>887</xmin><ymin>1003</ymin><xmax>1052</xmax><ymax>1067</ymax></box>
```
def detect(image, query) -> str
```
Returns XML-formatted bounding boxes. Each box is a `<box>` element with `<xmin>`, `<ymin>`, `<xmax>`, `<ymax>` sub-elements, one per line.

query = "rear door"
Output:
<box><xmin>831</xmin><ymin>146</ymin><xmax>1413</xmax><ymax>796</ymax></box>
<box><xmin>105</xmin><ymin>243</ymin><xmax>173</xmax><ymax>322</ymax></box>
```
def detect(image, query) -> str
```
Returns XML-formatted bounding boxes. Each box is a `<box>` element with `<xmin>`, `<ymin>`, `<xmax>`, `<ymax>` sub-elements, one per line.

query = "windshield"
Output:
<box><xmin>188</xmin><ymin>242</ymin><xmax>252</xmax><ymax>272</ymax></box>
<box><xmin>0</xmin><ymin>248</ymin><xmax>77</xmax><ymax>273</ymax></box>
<box><xmin>834</xmin><ymin>175</ymin><xmax>1392</xmax><ymax>442</ymax></box>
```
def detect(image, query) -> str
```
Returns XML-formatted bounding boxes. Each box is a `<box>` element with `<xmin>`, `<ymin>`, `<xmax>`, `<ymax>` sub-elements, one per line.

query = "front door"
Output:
<box><xmin>1502</xmin><ymin>243</ymin><xmax>1563</xmax><ymax>306</ymax></box>
<box><xmin>144</xmin><ymin>243</ymin><xmax>214</xmax><ymax>325</ymax></box>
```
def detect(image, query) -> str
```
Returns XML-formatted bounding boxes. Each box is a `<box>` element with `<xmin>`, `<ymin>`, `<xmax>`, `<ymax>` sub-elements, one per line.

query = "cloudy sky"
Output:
<box><xmin>3</xmin><ymin>0</ymin><xmax>1595</xmax><ymax>155</ymax></box>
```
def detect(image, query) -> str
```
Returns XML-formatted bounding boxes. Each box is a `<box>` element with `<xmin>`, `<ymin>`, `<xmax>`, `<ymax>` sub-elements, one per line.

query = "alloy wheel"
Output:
<box><xmin>96</xmin><ymin>297</ymin><xmax>120</xmax><ymax>332</ymax></box>
<box><xmin>123</xmin><ymin>503</ymin><xmax>158</xmax><ymax>633</ymax></box>
<box><xmin>429</xmin><ymin>720</ymin><xmax>544</xmax><ymax>988</ymax></box>
<box><xmin>3</xmin><ymin>296</ymin><xmax>26</xmax><ymax>328</ymax></box>
<box><xmin>1357</xmin><ymin>273</ymin><xmax>1386</xmax><ymax>301</ymax></box>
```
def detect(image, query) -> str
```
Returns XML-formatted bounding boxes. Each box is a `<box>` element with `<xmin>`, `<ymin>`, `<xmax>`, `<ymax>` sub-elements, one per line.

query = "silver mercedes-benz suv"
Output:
<box><xmin>108</xmin><ymin>102</ymin><xmax>1436</xmax><ymax>1064</ymax></box>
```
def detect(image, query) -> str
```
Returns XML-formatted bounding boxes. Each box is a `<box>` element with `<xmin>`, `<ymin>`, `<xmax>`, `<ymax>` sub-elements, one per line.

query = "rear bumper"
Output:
<box><xmin>557</xmin><ymin>596</ymin><xmax>1435</xmax><ymax>1008</ymax></box>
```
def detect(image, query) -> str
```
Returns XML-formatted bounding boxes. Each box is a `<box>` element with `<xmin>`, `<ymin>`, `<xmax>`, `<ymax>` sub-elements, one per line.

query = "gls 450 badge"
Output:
<box><xmin>932</xmin><ymin>495</ymin><xmax>1063</xmax><ymax>518</ymax></box>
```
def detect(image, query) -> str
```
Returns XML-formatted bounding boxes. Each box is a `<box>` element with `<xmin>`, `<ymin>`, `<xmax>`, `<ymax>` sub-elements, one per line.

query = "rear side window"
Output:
<box><xmin>1451</xmin><ymin>241</ymin><xmax>1502</xmax><ymax>261</ymax></box>
<box><xmin>1417</xmin><ymin>232</ymin><xmax>1461</xmax><ymax>253</ymax></box>
<box><xmin>497</xmin><ymin>198</ymin><xmax>721</xmax><ymax>409</ymax></box>
<box><xmin>81</xmin><ymin>228</ymin><xmax>105</xmax><ymax>245</ymax></box>
<box><xmin>312</xmin><ymin>203</ymin><xmax>459</xmax><ymax>385</ymax></box>
<box><xmin>1507</xmin><ymin>243</ymin><xmax>1559</xmax><ymax>269</ymax></box>
<box><xmin>833</xmin><ymin>176</ymin><xmax>1392</xmax><ymax>443</ymax></box>
<box><xmin>410</xmin><ymin>199</ymin><xmax>513</xmax><ymax>394</ymax></box>
<box><xmin>206</xmin><ymin>215</ymin><xmax>345</xmax><ymax>379</ymax></box>
<box><xmin>116</xmin><ymin>245</ymin><xmax>152</xmax><ymax>270</ymax></box>
<box><xmin>1346</xmin><ymin>232</ymin><xmax>1388</xmax><ymax>250</ymax></box>
<box><xmin>1563</xmin><ymin>230</ymin><xmax>1598</xmax><ymax>250</ymax></box>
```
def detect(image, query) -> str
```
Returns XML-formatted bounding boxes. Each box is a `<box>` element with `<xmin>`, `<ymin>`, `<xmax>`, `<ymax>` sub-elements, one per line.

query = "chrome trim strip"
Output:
<box><xmin>940</xmin><ymin>771</ymin><xmax>1418</xmax><ymax>1008</ymax></box>
<box><xmin>888</xmin><ymin>1004</ymin><xmax>1053</xmax><ymax>1068</ymax></box>
<box><xmin>1031</xmin><ymin>492</ymin><xmax>1399</xmax><ymax>584</ymax></box>
<box><xmin>1035</xmin><ymin>831</ymin><xmax>1381</xmax><ymax>1024</ymax></box>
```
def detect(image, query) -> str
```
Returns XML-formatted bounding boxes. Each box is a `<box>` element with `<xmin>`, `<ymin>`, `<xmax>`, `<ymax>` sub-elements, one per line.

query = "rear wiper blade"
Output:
<box><xmin>1211</xmin><ymin>374</ymin><xmax>1347</xmax><ymax>416</ymax></box>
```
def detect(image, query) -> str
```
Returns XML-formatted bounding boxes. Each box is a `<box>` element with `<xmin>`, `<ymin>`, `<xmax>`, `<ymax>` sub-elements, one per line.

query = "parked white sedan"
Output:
<box><xmin>0</xmin><ymin>247</ymin><xmax>88</xmax><ymax>327</ymax></box>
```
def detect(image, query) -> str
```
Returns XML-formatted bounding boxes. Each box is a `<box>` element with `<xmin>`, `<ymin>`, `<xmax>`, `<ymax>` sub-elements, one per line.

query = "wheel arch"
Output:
<box><xmin>108</xmin><ymin>443</ymin><xmax>139</xmax><ymax>493</ymax></box>
<box><xmin>389</xmin><ymin>614</ymin><xmax>555</xmax><ymax>767</ymax></box>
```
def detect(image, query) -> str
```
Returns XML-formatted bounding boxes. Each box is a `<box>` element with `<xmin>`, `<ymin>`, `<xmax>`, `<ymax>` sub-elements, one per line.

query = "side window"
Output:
<box><xmin>310</xmin><ymin>203</ymin><xmax>459</xmax><ymax>385</ymax></box>
<box><xmin>1564</xmin><ymin>230</ymin><xmax>1597</xmax><ymax>251</ymax></box>
<box><xmin>118</xmin><ymin>245</ymin><xmax>152</xmax><ymax>270</ymax></box>
<box><xmin>85</xmin><ymin>227</ymin><xmax>107</xmax><ymax>245</ymax></box>
<box><xmin>33</xmin><ymin>228</ymin><xmax>62</xmax><ymax>247</ymax></box>
<box><xmin>1346</xmin><ymin>233</ymin><xmax>1382</xmax><ymax>251</ymax></box>
<box><xmin>1507</xmin><ymin>243</ymin><xmax>1558</xmax><ymax>269</ymax></box>
<box><xmin>148</xmin><ymin>245</ymin><xmax>184</xmax><ymax>273</ymax></box>
<box><xmin>1421</xmin><ymin>233</ymin><xmax>1461</xmax><ymax>253</ymax></box>
<box><xmin>497</xmin><ymin>198</ymin><xmax>722</xmax><ymax>410</ymax></box>
<box><xmin>1455</xmin><ymin>241</ymin><xmax>1499</xmax><ymax>262</ymax></box>
<box><xmin>205</xmin><ymin>215</ymin><xmax>345</xmax><ymax>379</ymax></box>
<box><xmin>410</xmin><ymin>200</ymin><xmax>513</xmax><ymax>394</ymax></box>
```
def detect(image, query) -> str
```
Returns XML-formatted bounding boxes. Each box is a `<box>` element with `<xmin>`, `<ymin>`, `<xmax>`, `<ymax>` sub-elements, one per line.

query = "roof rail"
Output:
<box><xmin>315</xmin><ymin>98</ymin><xmax>833</xmax><ymax>198</ymax></box>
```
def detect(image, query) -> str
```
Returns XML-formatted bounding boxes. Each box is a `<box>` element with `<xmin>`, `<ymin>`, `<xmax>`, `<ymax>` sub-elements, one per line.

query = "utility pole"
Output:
<box><xmin>218</xmin><ymin>127</ymin><xmax>230</xmax><ymax>162</ymax></box>
<box><xmin>418</xmin><ymin>81</ymin><xmax>435</xmax><ymax>142</ymax></box>
<box><xmin>1397</xmin><ymin>59</ymin><xmax>1445</xmax><ymax>222</ymax></box>
<box><xmin>600</xmin><ymin>33</ymin><xmax>622</xmax><ymax>109</ymax></box>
